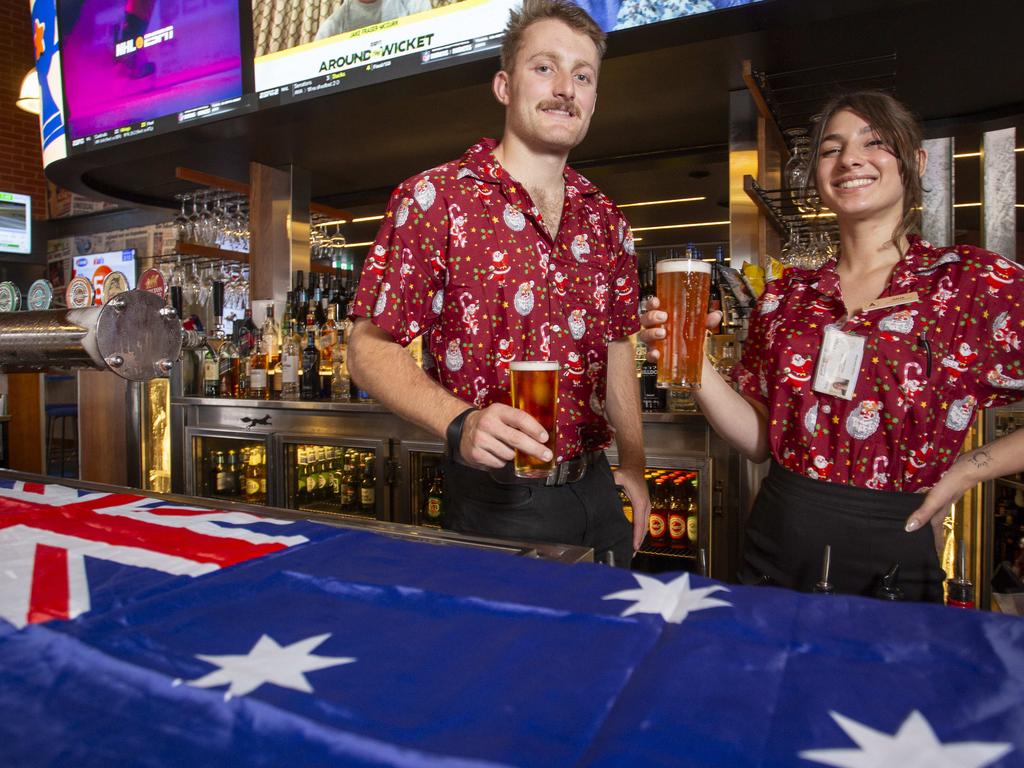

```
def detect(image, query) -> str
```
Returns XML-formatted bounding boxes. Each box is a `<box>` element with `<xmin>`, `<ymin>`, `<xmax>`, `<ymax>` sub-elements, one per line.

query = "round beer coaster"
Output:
<box><xmin>138</xmin><ymin>267</ymin><xmax>166</xmax><ymax>298</ymax></box>
<box><xmin>27</xmin><ymin>279</ymin><xmax>54</xmax><ymax>310</ymax></box>
<box><xmin>0</xmin><ymin>282</ymin><xmax>16</xmax><ymax>313</ymax></box>
<box><xmin>66</xmin><ymin>275</ymin><xmax>95</xmax><ymax>308</ymax></box>
<box><xmin>102</xmin><ymin>271</ymin><xmax>130</xmax><ymax>303</ymax></box>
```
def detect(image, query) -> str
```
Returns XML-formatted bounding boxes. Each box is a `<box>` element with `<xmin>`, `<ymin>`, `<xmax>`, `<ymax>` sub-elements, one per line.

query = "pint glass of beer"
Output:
<box><xmin>510</xmin><ymin>360</ymin><xmax>558</xmax><ymax>478</ymax></box>
<box><xmin>655</xmin><ymin>257</ymin><xmax>712</xmax><ymax>390</ymax></box>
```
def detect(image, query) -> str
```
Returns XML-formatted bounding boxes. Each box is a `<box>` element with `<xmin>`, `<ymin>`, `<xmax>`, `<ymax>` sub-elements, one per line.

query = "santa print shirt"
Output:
<box><xmin>351</xmin><ymin>138</ymin><xmax>641</xmax><ymax>462</ymax></box>
<box><xmin>732</xmin><ymin>235</ymin><xmax>1024</xmax><ymax>492</ymax></box>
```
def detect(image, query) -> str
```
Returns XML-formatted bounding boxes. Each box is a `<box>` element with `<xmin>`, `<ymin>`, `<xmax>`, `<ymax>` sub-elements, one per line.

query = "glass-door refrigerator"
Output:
<box><xmin>607</xmin><ymin>451</ymin><xmax>711</xmax><ymax>575</ymax></box>
<box><xmin>279</xmin><ymin>436</ymin><xmax>390</xmax><ymax>522</ymax></box>
<box><xmin>395</xmin><ymin>440</ymin><xmax>445</xmax><ymax>527</ymax></box>
<box><xmin>185</xmin><ymin>427</ymin><xmax>271</xmax><ymax>507</ymax></box>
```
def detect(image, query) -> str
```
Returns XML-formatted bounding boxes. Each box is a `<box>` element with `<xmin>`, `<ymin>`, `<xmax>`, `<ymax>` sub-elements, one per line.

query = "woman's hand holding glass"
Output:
<box><xmin>638</xmin><ymin>296</ymin><xmax>723</xmax><ymax>363</ymax></box>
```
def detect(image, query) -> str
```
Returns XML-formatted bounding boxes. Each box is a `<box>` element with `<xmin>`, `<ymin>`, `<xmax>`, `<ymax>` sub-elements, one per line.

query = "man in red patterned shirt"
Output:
<box><xmin>348</xmin><ymin>0</ymin><xmax>649</xmax><ymax>566</ymax></box>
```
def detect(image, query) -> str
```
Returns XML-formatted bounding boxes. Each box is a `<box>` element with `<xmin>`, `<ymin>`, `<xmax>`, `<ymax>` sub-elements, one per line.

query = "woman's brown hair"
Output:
<box><xmin>807</xmin><ymin>91</ymin><xmax>924</xmax><ymax>250</ymax></box>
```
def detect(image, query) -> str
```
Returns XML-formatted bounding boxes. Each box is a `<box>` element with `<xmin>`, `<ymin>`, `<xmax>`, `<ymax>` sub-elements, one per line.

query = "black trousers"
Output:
<box><xmin>441</xmin><ymin>453</ymin><xmax>633</xmax><ymax>567</ymax></box>
<box><xmin>739</xmin><ymin>461</ymin><xmax>946</xmax><ymax>603</ymax></box>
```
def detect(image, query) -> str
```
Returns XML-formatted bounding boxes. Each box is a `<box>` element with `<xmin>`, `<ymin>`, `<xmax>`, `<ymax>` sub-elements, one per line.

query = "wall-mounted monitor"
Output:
<box><xmin>0</xmin><ymin>193</ymin><xmax>32</xmax><ymax>255</ymax></box>
<box><xmin>254</xmin><ymin>0</ymin><xmax>766</xmax><ymax>106</ymax></box>
<box><xmin>58</xmin><ymin>0</ymin><xmax>253</xmax><ymax>152</ymax></box>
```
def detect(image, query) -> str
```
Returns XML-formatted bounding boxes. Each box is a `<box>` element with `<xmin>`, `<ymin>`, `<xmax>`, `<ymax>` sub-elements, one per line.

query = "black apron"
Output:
<box><xmin>739</xmin><ymin>461</ymin><xmax>946</xmax><ymax>603</ymax></box>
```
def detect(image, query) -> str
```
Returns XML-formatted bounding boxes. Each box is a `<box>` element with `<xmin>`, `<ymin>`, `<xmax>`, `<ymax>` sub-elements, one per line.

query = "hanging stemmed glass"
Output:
<box><xmin>173</xmin><ymin>195</ymin><xmax>190</xmax><ymax>243</ymax></box>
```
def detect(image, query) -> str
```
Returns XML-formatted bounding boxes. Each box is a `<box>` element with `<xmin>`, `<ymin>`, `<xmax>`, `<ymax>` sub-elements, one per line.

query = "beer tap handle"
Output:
<box><xmin>169</xmin><ymin>285</ymin><xmax>184</xmax><ymax>319</ymax></box>
<box><xmin>212</xmin><ymin>280</ymin><xmax>224</xmax><ymax>320</ymax></box>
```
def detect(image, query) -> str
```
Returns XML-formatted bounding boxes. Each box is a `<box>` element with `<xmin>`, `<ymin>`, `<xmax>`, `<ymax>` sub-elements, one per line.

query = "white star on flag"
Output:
<box><xmin>799</xmin><ymin>710</ymin><xmax>1013</xmax><ymax>768</ymax></box>
<box><xmin>602</xmin><ymin>572</ymin><xmax>731</xmax><ymax>623</ymax></box>
<box><xmin>176</xmin><ymin>633</ymin><xmax>355</xmax><ymax>700</ymax></box>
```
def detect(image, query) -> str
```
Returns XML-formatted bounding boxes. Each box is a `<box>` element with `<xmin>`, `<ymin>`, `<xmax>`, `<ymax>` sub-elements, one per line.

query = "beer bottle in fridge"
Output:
<box><xmin>648</xmin><ymin>478</ymin><xmax>668</xmax><ymax>548</ymax></box>
<box><xmin>686</xmin><ymin>477</ymin><xmax>699</xmax><ymax>550</ymax></box>
<box><xmin>244</xmin><ymin>449</ymin><xmax>261</xmax><ymax>503</ymax></box>
<box><xmin>360</xmin><ymin>455</ymin><xmax>375</xmax><ymax>514</ymax></box>
<box><xmin>424</xmin><ymin>468</ymin><xmax>443</xmax><ymax>524</ymax></box>
<box><xmin>668</xmin><ymin>478</ymin><xmax>687</xmax><ymax>550</ymax></box>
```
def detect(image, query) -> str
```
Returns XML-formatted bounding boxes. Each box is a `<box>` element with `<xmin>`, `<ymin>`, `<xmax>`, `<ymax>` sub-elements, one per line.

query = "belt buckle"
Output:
<box><xmin>545</xmin><ymin>462</ymin><xmax>569</xmax><ymax>487</ymax></box>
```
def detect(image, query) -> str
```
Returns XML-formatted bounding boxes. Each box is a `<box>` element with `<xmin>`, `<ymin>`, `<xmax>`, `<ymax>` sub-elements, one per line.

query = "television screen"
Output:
<box><xmin>72</xmin><ymin>249</ymin><xmax>137</xmax><ymax>303</ymax></box>
<box><xmin>254</xmin><ymin>0</ymin><xmax>765</xmax><ymax>105</ymax></box>
<box><xmin>58</xmin><ymin>0</ymin><xmax>250</xmax><ymax>151</ymax></box>
<box><xmin>0</xmin><ymin>192</ymin><xmax>32</xmax><ymax>255</ymax></box>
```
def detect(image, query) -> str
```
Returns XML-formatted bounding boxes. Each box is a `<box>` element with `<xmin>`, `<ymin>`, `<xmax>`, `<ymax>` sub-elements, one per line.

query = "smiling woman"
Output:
<box><xmin>638</xmin><ymin>90</ymin><xmax>1024</xmax><ymax>602</ymax></box>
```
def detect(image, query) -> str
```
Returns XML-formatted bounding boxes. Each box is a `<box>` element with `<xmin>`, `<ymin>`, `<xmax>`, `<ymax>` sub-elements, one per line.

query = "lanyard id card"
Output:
<box><xmin>812</xmin><ymin>325</ymin><xmax>865</xmax><ymax>401</ymax></box>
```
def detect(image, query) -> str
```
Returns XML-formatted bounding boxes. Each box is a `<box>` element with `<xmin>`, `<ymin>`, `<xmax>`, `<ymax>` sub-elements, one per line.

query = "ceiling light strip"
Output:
<box><xmin>632</xmin><ymin>220</ymin><xmax>729</xmax><ymax>232</ymax></box>
<box><xmin>619</xmin><ymin>196</ymin><xmax>706</xmax><ymax>208</ymax></box>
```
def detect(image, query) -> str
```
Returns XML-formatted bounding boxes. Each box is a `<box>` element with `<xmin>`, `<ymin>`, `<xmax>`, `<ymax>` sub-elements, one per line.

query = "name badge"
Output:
<box><xmin>861</xmin><ymin>291</ymin><xmax>919</xmax><ymax>312</ymax></box>
<box><xmin>812</xmin><ymin>325</ymin><xmax>865</xmax><ymax>401</ymax></box>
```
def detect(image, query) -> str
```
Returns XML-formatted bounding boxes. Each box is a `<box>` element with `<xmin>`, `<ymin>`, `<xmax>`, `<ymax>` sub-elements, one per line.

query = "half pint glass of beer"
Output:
<box><xmin>655</xmin><ymin>257</ymin><xmax>711</xmax><ymax>390</ymax></box>
<box><xmin>510</xmin><ymin>360</ymin><xmax>558</xmax><ymax>478</ymax></box>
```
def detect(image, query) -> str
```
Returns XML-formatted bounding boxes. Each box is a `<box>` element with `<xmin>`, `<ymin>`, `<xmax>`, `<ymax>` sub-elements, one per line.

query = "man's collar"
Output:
<box><xmin>457</xmin><ymin>138</ymin><xmax>599</xmax><ymax>196</ymax></box>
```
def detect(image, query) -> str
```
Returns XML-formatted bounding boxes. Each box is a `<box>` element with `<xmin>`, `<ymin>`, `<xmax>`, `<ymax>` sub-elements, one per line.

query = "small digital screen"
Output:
<box><xmin>59</xmin><ymin>0</ymin><xmax>247</xmax><ymax>150</ymax></box>
<box><xmin>0</xmin><ymin>192</ymin><xmax>32</xmax><ymax>255</ymax></box>
<box><xmin>72</xmin><ymin>249</ymin><xmax>138</xmax><ymax>301</ymax></box>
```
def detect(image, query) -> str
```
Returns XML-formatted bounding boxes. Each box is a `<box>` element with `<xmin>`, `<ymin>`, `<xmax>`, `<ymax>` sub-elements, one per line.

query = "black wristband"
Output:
<box><xmin>445</xmin><ymin>407</ymin><xmax>476</xmax><ymax>464</ymax></box>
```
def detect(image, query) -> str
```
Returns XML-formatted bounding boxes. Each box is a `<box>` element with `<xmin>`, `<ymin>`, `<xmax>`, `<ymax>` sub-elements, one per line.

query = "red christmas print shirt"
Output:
<box><xmin>351</xmin><ymin>139</ymin><xmax>641</xmax><ymax>462</ymax></box>
<box><xmin>733</xmin><ymin>235</ymin><xmax>1024</xmax><ymax>491</ymax></box>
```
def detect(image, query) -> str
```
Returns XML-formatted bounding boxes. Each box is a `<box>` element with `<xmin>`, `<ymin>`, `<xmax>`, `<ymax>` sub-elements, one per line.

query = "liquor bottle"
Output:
<box><xmin>248</xmin><ymin>330</ymin><xmax>269</xmax><ymax>399</ymax></box>
<box><xmin>668</xmin><ymin>478</ymin><xmax>687</xmax><ymax>550</ymax></box>
<box><xmin>235</xmin><ymin>310</ymin><xmax>256</xmax><ymax>399</ymax></box>
<box><xmin>686</xmin><ymin>477</ymin><xmax>699</xmax><ymax>549</ymax></box>
<box><xmin>203</xmin><ymin>341</ymin><xmax>221</xmax><ymax>397</ymax></box>
<box><xmin>280</xmin><ymin>320</ymin><xmax>301</xmax><ymax>401</ymax></box>
<box><xmin>300</xmin><ymin>329</ymin><xmax>320</xmax><ymax>400</ymax></box>
<box><xmin>360</xmin><ymin>454</ymin><xmax>375</xmax><ymax>514</ymax></box>
<box><xmin>218</xmin><ymin>328</ymin><xmax>240</xmax><ymax>399</ymax></box>
<box><xmin>262</xmin><ymin>305</ymin><xmax>281</xmax><ymax>398</ymax></box>
<box><xmin>319</xmin><ymin>304</ymin><xmax>338</xmax><ymax>399</ymax></box>
<box><xmin>313</xmin><ymin>283</ymin><xmax>327</xmax><ymax>329</ymax></box>
<box><xmin>424</xmin><ymin>468</ymin><xmax>443</xmax><ymax>525</ymax></box>
<box><xmin>293</xmin><ymin>271</ymin><xmax>307</xmax><ymax>323</ymax></box>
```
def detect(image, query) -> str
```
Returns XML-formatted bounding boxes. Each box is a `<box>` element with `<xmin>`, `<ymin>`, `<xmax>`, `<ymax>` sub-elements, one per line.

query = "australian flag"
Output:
<box><xmin>1</xmin><ymin>479</ymin><xmax>1022</xmax><ymax>767</ymax></box>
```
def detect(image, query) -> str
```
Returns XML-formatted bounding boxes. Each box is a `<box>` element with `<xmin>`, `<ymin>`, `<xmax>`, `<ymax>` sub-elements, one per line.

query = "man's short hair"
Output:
<box><xmin>499</xmin><ymin>0</ymin><xmax>607</xmax><ymax>74</ymax></box>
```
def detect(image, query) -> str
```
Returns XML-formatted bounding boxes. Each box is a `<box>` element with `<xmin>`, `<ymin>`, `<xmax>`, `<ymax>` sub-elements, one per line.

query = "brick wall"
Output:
<box><xmin>0</xmin><ymin>0</ymin><xmax>47</xmax><ymax>218</ymax></box>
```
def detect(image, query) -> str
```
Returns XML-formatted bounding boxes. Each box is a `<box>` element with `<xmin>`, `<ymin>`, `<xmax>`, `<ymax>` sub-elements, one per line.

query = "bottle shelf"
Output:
<box><xmin>996</xmin><ymin>477</ymin><xmax>1024</xmax><ymax>492</ymax></box>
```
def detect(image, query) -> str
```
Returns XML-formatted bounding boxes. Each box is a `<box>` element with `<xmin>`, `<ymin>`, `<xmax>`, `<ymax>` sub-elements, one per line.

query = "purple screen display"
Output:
<box><xmin>60</xmin><ymin>0</ymin><xmax>243</xmax><ymax>139</ymax></box>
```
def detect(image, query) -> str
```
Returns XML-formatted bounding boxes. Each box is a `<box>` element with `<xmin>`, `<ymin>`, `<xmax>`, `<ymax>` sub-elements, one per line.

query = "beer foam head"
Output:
<box><xmin>510</xmin><ymin>360</ymin><xmax>559</xmax><ymax>371</ymax></box>
<box><xmin>656</xmin><ymin>258</ymin><xmax>712</xmax><ymax>274</ymax></box>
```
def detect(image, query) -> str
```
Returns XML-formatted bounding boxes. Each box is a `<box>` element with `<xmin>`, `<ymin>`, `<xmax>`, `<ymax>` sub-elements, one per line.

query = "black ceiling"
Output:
<box><xmin>48</xmin><ymin>0</ymin><xmax>1024</xmax><ymax>252</ymax></box>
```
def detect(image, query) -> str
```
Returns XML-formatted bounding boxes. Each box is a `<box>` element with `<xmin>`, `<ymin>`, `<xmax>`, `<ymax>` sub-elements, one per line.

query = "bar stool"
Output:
<box><xmin>45</xmin><ymin>403</ymin><xmax>78</xmax><ymax>478</ymax></box>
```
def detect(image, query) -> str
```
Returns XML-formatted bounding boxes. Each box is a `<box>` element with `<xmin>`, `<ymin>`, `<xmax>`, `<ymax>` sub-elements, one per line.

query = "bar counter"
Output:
<box><xmin>1</xmin><ymin>470</ymin><xmax>1021</xmax><ymax>767</ymax></box>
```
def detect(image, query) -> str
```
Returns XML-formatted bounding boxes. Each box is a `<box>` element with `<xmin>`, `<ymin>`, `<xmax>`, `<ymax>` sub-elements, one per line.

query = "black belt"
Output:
<box><xmin>488</xmin><ymin>451</ymin><xmax>600</xmax><ymax>487</ymax></box>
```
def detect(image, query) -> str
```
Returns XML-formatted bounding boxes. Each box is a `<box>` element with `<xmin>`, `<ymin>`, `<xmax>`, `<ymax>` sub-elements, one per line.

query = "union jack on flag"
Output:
<box><xmin>0</xmin><ymin>480</ymin><xmax>326</xmax><ymax>629</ymax></box>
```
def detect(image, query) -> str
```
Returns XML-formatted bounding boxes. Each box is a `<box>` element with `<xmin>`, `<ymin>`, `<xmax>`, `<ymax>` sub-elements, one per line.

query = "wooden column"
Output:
<box><xmin>7</xmin><ymin>373</ymin><xmax>43</xmax><ymax>473</ymax></box>
<box><xmin>248</xmin><ymin>162</ymin><xmax>311</xmax><ymax>303</ymax></box>
<box><xmin>77</xmin><ymin>370</ymin><xmax>128</xmax><ymax>486</ymax></box>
